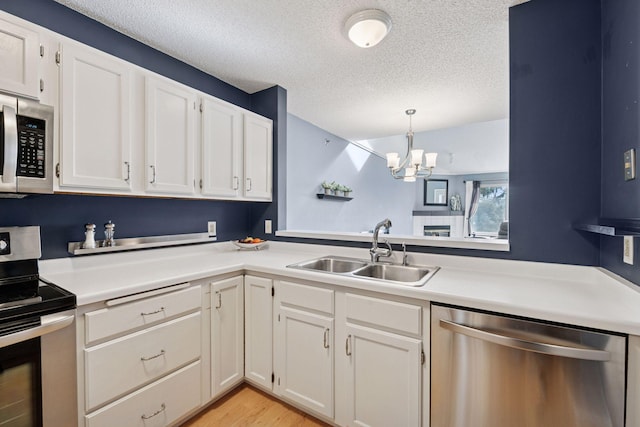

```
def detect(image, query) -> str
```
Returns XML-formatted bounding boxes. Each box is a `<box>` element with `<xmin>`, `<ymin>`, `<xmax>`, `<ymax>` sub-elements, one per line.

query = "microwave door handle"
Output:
<box><xmin>1</xmin><ymin>104</ymin><xmax>18</xmax><ymax>184</ymax></box>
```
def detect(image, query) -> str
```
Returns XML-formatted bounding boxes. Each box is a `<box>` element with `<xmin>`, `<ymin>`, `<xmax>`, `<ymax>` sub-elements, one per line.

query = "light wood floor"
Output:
<box><xmin>180</xmin><ymin>384</ymin><xmax>331</xmax><ymax>427</ymax></box>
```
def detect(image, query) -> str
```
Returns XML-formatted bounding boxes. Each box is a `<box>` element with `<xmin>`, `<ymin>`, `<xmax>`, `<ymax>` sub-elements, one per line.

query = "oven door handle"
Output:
<box><xmin>1</xmin><ymin>103</ymin><xmax>18</xmax><ymax>184</ymax></box>
<box><xmin>0</xmin><ymin>312</ymin><xmax>74</xmax><ymax>350</ymax></box>
<box><xmin>439</xmin><ymin>319</ymin><xmax>610</xmax><ymax>362</ymax></box>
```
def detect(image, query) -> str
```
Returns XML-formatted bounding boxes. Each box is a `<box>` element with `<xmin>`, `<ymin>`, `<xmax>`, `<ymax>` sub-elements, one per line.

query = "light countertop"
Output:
<box><xmin>39</xmin><ymin>241</ymin><xmax>640</xmax><ymax>335</ymax></box>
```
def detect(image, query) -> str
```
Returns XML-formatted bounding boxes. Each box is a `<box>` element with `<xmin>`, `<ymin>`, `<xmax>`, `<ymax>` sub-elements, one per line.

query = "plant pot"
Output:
<box><xmin>343</xmin><ymin>191</ymin><xmax>351</xmax><ymax>197</ymax></box>
<box><xmin>335</xmin><ymin>190</ymin><xmax>343</xmax><ymax>197</ymax></box>
<box><xmin>323</xmin><ymin>188</ymin><xmax>332</xmax><ymax>195</ymax></box>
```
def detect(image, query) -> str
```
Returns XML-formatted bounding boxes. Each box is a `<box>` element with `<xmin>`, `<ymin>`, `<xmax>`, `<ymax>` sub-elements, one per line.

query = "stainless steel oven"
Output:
<box><xmin>0</xmin><ymin>227</ymin><xmax>76</xmax><ymax>427</ymax></box>
<box><xmin>431</xmin><ymin>304</ymin><xmax>626</xmax><ymax>427</ymax></box>
<box><xmin>0</xmin><ymin>94</ymin><xmax>53</xmax><ymax>195</ymax></box>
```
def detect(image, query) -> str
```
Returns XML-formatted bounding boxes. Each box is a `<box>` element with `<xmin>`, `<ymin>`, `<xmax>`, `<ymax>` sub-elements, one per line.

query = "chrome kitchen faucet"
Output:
<box><xmin>370</xmin><ymin>218</ymin><xmax>393</xmax><ymax>262</ymax></box>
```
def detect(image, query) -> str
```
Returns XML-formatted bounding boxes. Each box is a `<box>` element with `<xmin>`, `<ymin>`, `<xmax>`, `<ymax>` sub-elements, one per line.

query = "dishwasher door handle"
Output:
<box><xmin>439</xmin><ymin>319</ymin><xmax>610</xmax><ymax>362</ymax></box>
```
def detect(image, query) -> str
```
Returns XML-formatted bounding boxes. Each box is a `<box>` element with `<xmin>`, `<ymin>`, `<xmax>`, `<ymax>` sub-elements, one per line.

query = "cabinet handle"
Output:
<box><xmin>215</xmin><ymin>291</ymin><xmax>222</xmax><ymax>309</ymax></box>
<box><xmin>140</xmin><ymin>349</ymin><xmax>165</xmax><ymax>361</ymax></box>
<box><xmin>246</xmin><ymin>177</ymin><xmax>252</xmax><ymax>191</ymax></box>
<box><xmin>124</xmin><ymin>161</ymin><xmax>131</xmax><ymax>182</ymax></box>
<box><xmin>345</xmin><ymin>334</ymin><xmax>352</xmax><ymax>356</ymax></box>
<box><xmin>323</xmin><ymin>328</ymin><xmax>330</xmax><ymax>349</ymax></box>
<box><xmin>233</xmin><ymin>176</ymin><xmax>239</xmax><ymax>190</ymax></box>
<box><xmin>140</xmin><ymin>307</ymin><xmax>165</xmax><ymax>316</ymax></box>
<box><xmin>141</xmin><ymin>403</ymin><xmax>166</xmax><ymax>420</ymax></box>
<box><xmin>149</xmin><ymin>165</ymin><xmax>156</xmax><ymax>184</ymax></box>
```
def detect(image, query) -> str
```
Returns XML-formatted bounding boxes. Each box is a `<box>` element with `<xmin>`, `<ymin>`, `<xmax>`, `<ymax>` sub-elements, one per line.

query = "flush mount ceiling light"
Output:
<box><xmin>386</xmin><ymin>109</ymin><xmax>438</xmax><ymax>182</ymax></box>
<box><xmin>345</xmin><ymin>9</ymin><xmax>392</xmax><ymax>48</ymax></box>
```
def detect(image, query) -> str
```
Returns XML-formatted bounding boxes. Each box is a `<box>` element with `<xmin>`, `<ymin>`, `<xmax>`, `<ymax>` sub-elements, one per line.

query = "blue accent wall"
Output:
<box><xmin>0</xmin><ymin>0</ymin><xmax>281</xmax><ymax>259</ymax></box>
<box><xmin>506</xmin><ymin>0</ymin><xmax>602</xmax><ymax>265</ymax></box>
<box><xmin>0</xmin><ymin>194</ymin><xmax>252</xmax><ymax>259</ymax></box>
<box><xmin>600</xmin><ymin>0</ymin><xmax>640</xmax><ymax>284</ymax></box>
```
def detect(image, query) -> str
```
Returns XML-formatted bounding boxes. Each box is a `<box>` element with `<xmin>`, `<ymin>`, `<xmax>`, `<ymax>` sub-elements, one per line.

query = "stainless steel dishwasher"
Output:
<box><xmin>431</xmin><ymin>304</ymin><xmax>626</xmax><ymax>427</ymax></box>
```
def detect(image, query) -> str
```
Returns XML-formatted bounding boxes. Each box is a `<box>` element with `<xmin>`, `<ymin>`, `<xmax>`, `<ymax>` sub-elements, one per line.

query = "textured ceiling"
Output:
<box><xmin>54</xmin><ymin>0</ymin><xmax>527</xmax><ymax>141</ymax></box>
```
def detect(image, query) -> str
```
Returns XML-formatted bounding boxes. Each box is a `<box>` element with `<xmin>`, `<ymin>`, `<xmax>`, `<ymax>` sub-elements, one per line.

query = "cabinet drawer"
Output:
<box><xmin>345</xmin><ymin>293</ymin><xmax>421</xmax><ymax>336</ymax></box>
<box><xmin>85</xmin><ymin>312</ymin><xmax>201</xmax><ymax>411</ymax></box>
<box><xmin>85</xmin><ymin>285</ymin><xmax>200</xmax><ymax>344</ymax></box>
<box><xmin>277</xmin><ymin>280</ymin><xmax>334</xmax><ymax>315</ymax></box>
<box><xmin>86</xmin><ymin>361</ymin><xmax>201</xmax><ymax>427</ymax></box>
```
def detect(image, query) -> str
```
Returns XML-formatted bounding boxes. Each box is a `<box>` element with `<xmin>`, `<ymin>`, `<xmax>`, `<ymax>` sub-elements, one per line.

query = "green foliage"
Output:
<box><xmin>471</xmin><ymin>185</ymin><xmax>508</xmax><ymax>234</ymax></box>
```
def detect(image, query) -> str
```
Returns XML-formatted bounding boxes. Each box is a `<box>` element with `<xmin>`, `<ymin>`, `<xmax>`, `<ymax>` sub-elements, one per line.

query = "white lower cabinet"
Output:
<box><xmin>244</xmin><ymin>275</ymin><xmax>274</xmax><ymax>390</ymax></box>
<box><xmin>211</xmin><ymin>277</ymin><xmax>244</xmax><ymax>398</ymax></box>
<box><xmin>77</xmin><ymin>274</ymin><xmax>428</xmax><ymax>427</ymax></box>
<box><xmin>337</xmin><ymin>292</ymin><xmax>424</xmax><ymax>427</ymax></box>
<box><xmin>344</xmin><ymin>324</ymin><xmax>421</xmax><ymax>427</ymax></box>
<box><xmin>274</xmin><ymin>280</ymin><xmax>334</xmax><ymax>419</ymax></box>
<box><xmin>627</xmin><ymin>335</ymin><xmax>640</xmax><ymax>426</ymax></box>
<box><xmin>80</xmin><ymin>284</ymin><xmax>202</xmax><ymax>427</ymax></box>
<box><xmin>85</xmin><ymin>361</ymin><xmax>201</xmax><ymax>427</ymax></box>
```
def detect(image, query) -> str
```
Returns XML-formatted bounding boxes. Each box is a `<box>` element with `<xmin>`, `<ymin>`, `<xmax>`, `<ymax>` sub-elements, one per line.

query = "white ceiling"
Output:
<box><xmin>54</xmin><ymin>0</ymin><xmax>527</xmax><ymax>141</ymax></box>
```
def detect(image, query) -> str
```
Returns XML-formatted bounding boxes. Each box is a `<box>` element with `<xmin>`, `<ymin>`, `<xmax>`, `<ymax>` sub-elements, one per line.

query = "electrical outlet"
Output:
<box><xmin>265</xmin><ymin>220</ymin><xmax>272</xmax><ymax>234</ymax></box>
<box><xmin>624</xmin><ymin>236</ymin><xmax>634</xmax><ymax>265</ymax></box>
<box><xmin>625</xmin><ymin>149</ymin><xmax>636</xmax><ymax>181</ymax></box>
<box><xmin>208</xmin><ymin>221</ymin><xmax>217</xmax><ymax>237</ymax></box>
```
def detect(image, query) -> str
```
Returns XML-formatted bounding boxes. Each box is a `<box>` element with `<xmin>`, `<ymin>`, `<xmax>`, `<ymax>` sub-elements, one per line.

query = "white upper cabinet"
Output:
<box><xmin>0</xmin><ymin>15</ymin><xmax>39</xmax><ymax>99</ymax></box>
<box><xmin>59</xmin><ymin>42</ymin><xmax>132</xmax><ymax>191</ymax></box>
<box><xmin>145</xmin><ymin>76</ymin><xmax>196</xmax><ymax>195</ymax></box>
<box><xmin>201</xmin><ymin>97</ymin><xmax>273</xmax><ymax>201</ymax></box>
<box><xmin>243</xmin><ymin>112</ymin><xmax>273</xmax><ymax>200</ymax></box>
<box><xmin>201</xmin><ymin>97</ymin><xmax>242</xmax><ymax>198</ymax></box>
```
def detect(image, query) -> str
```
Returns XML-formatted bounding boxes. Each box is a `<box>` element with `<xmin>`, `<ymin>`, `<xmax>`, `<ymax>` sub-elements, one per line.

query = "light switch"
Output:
<box><xmin>624</xmin><ymin>236</ymin><xmax>634</xmax><ymax>265</ymax></box>
<box><xmin>208</xmin><ymin>221</ymin><xmax>217</xmax><ymax>237</ymax></box>
<box><xmin>624</xmin><ymin>149</ymin><xmax>636</xmax><ymax>181</ymax></box>
<box><xmin>265</xmin><ymin>220</ymin><xmax>272</xmax><ymax>234</ymax></box>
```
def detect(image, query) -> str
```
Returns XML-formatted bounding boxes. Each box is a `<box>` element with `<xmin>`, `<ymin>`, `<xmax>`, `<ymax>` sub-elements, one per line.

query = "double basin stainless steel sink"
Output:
<box><xmin>287</xmin><ymin>256</ymin><xmax>439</xmax><ymax>287</ymax></box>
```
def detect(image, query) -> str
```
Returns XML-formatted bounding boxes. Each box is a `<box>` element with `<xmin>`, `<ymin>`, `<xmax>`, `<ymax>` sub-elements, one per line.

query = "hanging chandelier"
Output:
<box><xmin>386</xmin><ymin>109</ymin><xmax>438</xmax><ymax>182</ymax></box>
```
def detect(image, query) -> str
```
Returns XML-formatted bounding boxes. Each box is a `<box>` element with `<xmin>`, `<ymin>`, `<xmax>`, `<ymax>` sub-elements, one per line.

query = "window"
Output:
<box><xmin>470</xmin><ymin>181</ymin><xmax>508</xmax><ymax>237</ymax></box>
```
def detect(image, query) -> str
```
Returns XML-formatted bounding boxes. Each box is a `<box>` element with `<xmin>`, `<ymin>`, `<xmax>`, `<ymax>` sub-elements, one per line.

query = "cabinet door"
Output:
<box><xmin>145</xmin><ymin>76</ymin><xmax>196</xmax><ymax>195</ymax></box>
<box><xmin>211</xmin><ymin>277</ymin><xmax>244</xmax><ymax>398</ymax></box>
<box><xmin>201</xmin><ymin>97</ymin><xmax>242</xmax><ymax>198</ymax></box>
<box><xmin>0</xmin><ymin>16</ymin><xmax>39</xmax><ymax>99</ymax></box>
<box><xmin>243</xmin><ymin>113</ymin><xmax>272</xmax><ymax>200</ymax></box>
<box><xmin>59</xmin><ymin>43</ymin><xmax>131</xmax><ymax>190</ymax></box>
<box><xmin>275</xmin><ymin>306</ymin><xmax>333</xmax><ymax>419</ymax></box>
<box><xmin>345</xmin><ymin>324</ymin><xmax>421</xmax><ymax>427</ymax></box>
<box><xmin>244</xmin><ymin>275</ymin><xmax>273</xmax><ymax>390</ymax></box>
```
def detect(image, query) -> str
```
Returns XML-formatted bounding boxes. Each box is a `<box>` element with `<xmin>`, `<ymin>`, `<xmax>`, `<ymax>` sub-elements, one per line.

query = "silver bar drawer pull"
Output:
<box><xmin>140</xmin><ymin>349</ymin><xmax>165</xmax><ymax>361</ymax></box>
<box><xmin>345</xmin><ymin>334</ymin><xmax>352</xmax><ymax>356</ymax></box>
<box><xmin>141</xmin><ymin>307</ymin><xmax>165</xmax><ymax>316</ymax></box>
<box><xmin>323</xmin><ymin>328</ymin><xmax>330</xmax><ymax>349</ymax></box>
<box><xmin>141</xmin><ymin>403</ymin><xmax>166</xmax><ymax>420</ymax></box>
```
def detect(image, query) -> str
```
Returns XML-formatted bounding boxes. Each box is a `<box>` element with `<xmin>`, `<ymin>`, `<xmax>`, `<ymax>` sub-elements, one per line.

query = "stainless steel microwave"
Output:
<box><xmin>0</xmin><ymin>93</ymin><xmax>53</xmax><ymax>194</ymax></box>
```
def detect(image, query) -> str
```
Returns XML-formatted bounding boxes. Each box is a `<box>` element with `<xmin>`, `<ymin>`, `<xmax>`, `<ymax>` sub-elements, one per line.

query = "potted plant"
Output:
<box><xmin>330</xmin><ymin>181</ymin><xmax>339</xmax><ymax>195</ymax></box>
<box><xmin>342</xmin><ymin>185</ymin><xmax>352</xmax><ymax>197</ymax></box>
<box><xmin>321</xmin><ymin>181</ymin><xmax>333</xmax><ymax>195</ymax></box>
